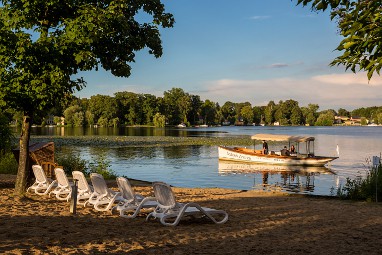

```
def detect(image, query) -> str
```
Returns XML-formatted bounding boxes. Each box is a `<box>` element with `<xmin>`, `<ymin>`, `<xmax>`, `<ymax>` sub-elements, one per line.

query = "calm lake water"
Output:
<box><xmin>30</xmin><ymin>125</ymin><xmax>382</xmax><ymax>196</ymax></box>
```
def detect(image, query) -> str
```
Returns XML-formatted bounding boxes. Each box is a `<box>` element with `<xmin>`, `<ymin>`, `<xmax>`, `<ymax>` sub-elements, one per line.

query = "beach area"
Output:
<box><xmin>1</xmin><ymin>174</ymin><xmax>382</xmax><ymax>255</ymax></box>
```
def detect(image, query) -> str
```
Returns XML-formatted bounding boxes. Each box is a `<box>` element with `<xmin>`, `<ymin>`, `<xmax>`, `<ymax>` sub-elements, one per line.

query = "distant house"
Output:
<box><xmin>45</xmin><ymin>114</ymin><xmax>55</xmax><ymax>125</ymax></box>
<box><xmin>347</xmin><ymin>116</ymin><xmax>368</xmax><ymax>126</ymax></box>
<box><xmin>334</xmin><ymin>116</ymin><xmax>350</xmax><ymax>125</ymax></box>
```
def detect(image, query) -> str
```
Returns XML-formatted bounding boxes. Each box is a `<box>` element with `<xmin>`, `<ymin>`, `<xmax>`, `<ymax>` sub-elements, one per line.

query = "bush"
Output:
<box><xmin>56</xmin><ymin>154</ymin><xmax>89</xmax><ymax>176</ymax></box>
<box><xmin>336</xmin><ymin>161</ymin><xmax>382</xmax><ymax>202</ymax></box>
<box><xmin>88</xmin><ymin>154</ymin><xmax>117</xmax><ymax>180</ymax></box>
<box><xmin>0</xmin><ymin>114</ymin><xmax>14</xmax><ymax>155</ymax></box>
<box><xmin>0</xmin><ymin>152</ymin><xmax>18</xmax><ymax>174</ymax></box>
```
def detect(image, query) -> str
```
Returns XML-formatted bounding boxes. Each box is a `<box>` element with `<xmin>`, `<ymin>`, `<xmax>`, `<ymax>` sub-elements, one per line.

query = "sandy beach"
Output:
<box><xmin>1</xmin><ymin>174</ymin><xmax>382</xmax><ymax>254</ymax></box>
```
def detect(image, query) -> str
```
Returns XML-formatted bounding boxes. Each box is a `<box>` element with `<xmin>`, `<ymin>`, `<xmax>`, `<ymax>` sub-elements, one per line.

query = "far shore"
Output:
<box><xmin>1</xmin><ymin>174</ymin><xmax>382</xmax><ymax>254</ymax></box>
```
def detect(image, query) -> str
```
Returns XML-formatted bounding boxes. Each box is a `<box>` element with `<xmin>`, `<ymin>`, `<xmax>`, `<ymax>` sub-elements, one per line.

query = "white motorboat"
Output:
<box><xmin>218</xmin><ymin>133</ymin><xmax>338</xmax><ymax>166</ymax></box>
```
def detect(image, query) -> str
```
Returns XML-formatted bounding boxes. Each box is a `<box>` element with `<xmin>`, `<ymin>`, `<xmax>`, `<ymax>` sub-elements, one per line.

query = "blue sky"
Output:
<box><xmin>75</xmin><ymin>0</ymin><xmax>382</xmax><ymax>111</ymax></box>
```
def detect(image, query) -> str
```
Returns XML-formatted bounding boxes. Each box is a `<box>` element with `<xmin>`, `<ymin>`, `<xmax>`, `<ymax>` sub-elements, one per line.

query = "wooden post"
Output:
<box><xmin>70</xmin><ymin>180</ymin><xmax>78</xmax><ymax>214</ymax></box>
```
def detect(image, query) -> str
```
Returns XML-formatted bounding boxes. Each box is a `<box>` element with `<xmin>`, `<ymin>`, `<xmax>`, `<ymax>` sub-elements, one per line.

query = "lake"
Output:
<box><xmin>30</xmin><ymin>125</ymin><xmax>382</xmax><ymax>196</ymax></box>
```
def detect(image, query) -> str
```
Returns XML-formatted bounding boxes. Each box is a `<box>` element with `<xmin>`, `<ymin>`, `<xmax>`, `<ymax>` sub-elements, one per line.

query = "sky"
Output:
<box><xmin>74</xmin><ymin>0</ymin><xmax>382</xmax><ymax>111</ymax></box>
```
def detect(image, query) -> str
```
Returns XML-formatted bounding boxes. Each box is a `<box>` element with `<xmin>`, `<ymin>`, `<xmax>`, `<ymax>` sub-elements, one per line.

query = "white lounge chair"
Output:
<box><xmin>49</xmin><ymin>168</ymin><xmax>72</xmax><ymax>201</ymax></box>
<box><xmin>112</xmin><ymin>177</ymin><xmax>158</xmax><ymax>218</ymax></box>
<box><xmin>72</xmin><ymin>171</ymin><xmax>93</xmax><ymax>206</ymax></box>
<box><xmin>86</xmin><ymin>173</ymin><xmax>123</xmax><ymax>212</ymax></box>
<box><xmin>146</xmin><ymin>182</ymin><xmax>229</xmax><ymax>226</ymax></box>
<box><xmin>27</xmin><ymin>165</ymin><xmax>57</xmax><ymax>195</ymax></box>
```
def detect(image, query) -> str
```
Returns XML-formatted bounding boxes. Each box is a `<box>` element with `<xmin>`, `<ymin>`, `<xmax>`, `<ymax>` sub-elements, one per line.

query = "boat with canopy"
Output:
<box><xmin>218</xmin><ymin>133</ymin><xmax>338</xmax><ymax>166</ymax></box>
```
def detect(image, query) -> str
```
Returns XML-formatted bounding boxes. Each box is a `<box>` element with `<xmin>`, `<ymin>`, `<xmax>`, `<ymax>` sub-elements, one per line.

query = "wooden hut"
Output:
<box><xmin>13</xmin><ymin>142</ymin><xmax>59</xmax><ymax>178</ymax></box>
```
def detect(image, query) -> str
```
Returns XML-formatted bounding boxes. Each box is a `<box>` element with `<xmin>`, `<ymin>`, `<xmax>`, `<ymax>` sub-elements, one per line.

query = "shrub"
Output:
<box><xmin>336</xmin><ymin>160</ymin><xmax>382</xmax><ymax>202</ymax></box>
<box><xmin>56</xmin><ymin>154</ymin><xmax>89</xmax><ymax>176</ymax></box>
<box><xmin>0</xmin><ymin>152</ymin><xmax>18</xmax><ymax>174</ymax></box>
<box><xmin>88</xmin><ymin>154</ymin><xmax>117</xmax><ymax>180</ymax></box>
<box><xmin>0</xmin><ymin>114</ymin><xmax>14</xmax><ymax>155</ymax></box>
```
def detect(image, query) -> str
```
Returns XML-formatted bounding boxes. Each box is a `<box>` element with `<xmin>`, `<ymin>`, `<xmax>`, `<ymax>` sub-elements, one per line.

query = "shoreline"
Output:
<box><xmin>2</xmin><ymin>174</ymin><xmax>382</xmax><ymax>254</ymax></box>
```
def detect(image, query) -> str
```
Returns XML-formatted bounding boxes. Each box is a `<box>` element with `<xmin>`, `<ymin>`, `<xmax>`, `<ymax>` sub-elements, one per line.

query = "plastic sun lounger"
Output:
<box><xmin>112</xmin><ymin>177</ymin><xmax>158</xmax><ymax>218</ymax></box>
<box><xmin>86</xmin><ymin>173</ymin><xmax>124</xmax><ymax>212</ymax></box>
<box><xmin>27</xmin><ymin>165</ymin><xmax>57</xmax><ymax>195</ymax></box>
<box><xmin>72</xmin><ymin>171</ymin><xmax>93</xmax><ymax>206</ymax></box>
<box><xmin>49</xmin><ymin>167</ymin><xmax>72</xmax><ymax>201</ymax></box>
<box><xmin>146</xmin><ymin>181</ymin><xmax>229</xmax><ymax>226</ymax></box>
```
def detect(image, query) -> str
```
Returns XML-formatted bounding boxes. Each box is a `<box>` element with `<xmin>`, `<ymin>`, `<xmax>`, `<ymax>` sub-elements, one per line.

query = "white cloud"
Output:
<box><xmin>268</xmin><ymin>63</ymin><xmax>289</xmax><ymax>68</ymax></box>
<box><xmin>249</xmin><ymin>15</ymin><xmax>270</xmax><ymax>20</ymax></box>
<box><xmin>197</xmin><ymin>72</ymin><xmax>382</xmax><ymax>110</ymax></box>
<box><xmin>312</xmin><ymin>73</ymin><xmax>382</xmax><ymax>86</ymax></box>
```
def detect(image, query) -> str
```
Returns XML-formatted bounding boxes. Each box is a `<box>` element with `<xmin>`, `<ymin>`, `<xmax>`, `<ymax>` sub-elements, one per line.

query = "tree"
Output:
<box><xmin>221</xmin><ymin>101</ymin><xmax>236</xmax><ymax>124</ymax></box>
<box><xmin>376</xmin><ymin>113</ymin><xmax>382</xmax><ymax>125</ymax></box>
<box><xmin>0</xmin><ymin>0</ymin><xmax>174</xmax><ymax>196</ymax></box>
<box><xmin>163</xmin><ymin>88</ymin><xmax>189</xmax><ymax>125</ymax></box>
<box><xmin>301</xmin><ymin>103</ymin><xmax>319</xmax><ymax>126</ymax></box>
<box><xmin>338</xmin><ymin>108</ymin><xmax>350</xmax><ymax>117</ymax></box>
<box><xmin>63</xmin><ymin>105</ymin><xmax>83</xmax><ymax>126</ymax></box>
<box><xmin>201</xmin><ymin>100</ymin><xmax>217</xmax><ymax>125</ymax></box>
<box><xmin>296</xmin><ymin>0</ymin><xmax>382</xmax><ymax>79</ymax></box>
<box><xmin>153</xmin><ymin>113</ymin><xmax>166</xmax><ymax>127</ymax></box>
<box><xmin>360</xmin><ymin>117</ymin><xmax>368</xmax><ymax>126</ymax></box>
<box><xmin>290</xmin><ymin>106</ymin><xmax>303</xmax><ymax>125</ymax></box>
<box><xmin>252</xmin><ymin>106</ymin><xmax>264</xmax><ymax>125</ymax></box>
<box><xmin>264</xmin><ymin>101</ymin><xmax>276</xmax><ymax>125</ymax></box>
<box><xmin>88</xmin><ymin>95</ymin><xmax>118</xmax><ymax>124</ymax></box>
<box><xmin>315</xmin><ymin>112</ymin><xmax>335</xmax><ymax>126</ymax></box>
<box><xmin>142</xmin><ymin>94</ymin><xmax>159</xmax><ymax>125</ymax></box>
<box><xmin>0</xmin><ymin>113</ymin><xmax>13</xmax><ymax>155</ymax></box>
<box><xmin>187</xmin><ymin>95</ymin><xmax>202</xmax><ymax>125</ymax></box>
<box><xmin>240</xmin><ymin>105</ymin><xmax>254</xmax><ymax>125</ymax></box>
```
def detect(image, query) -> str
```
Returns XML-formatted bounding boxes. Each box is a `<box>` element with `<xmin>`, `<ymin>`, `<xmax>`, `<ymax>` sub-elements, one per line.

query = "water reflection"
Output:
<box><xmin>218</xmin><ymin>160</ymin><xmax>335</xmax><ymax>194</ymax></box>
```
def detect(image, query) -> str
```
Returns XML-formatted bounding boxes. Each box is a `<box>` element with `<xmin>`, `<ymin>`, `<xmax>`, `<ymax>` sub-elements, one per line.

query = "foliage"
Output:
<box><xmin>56</xmin><ymin>154</ymin><xmax>89</xmax><ymax>176</ymax></box>
<box><xmin>153</xmin><ymin>113</ymin><xmax>166</xmax><ymax>127</ymax></box>
<box><xmin>336</xmin><ymin>161</ymin><xmax>382</xmax><ymax>202</ymax></box>
<box><xmin>296</xmin><ymin>0</ymin><xmax>382</xmax><ymax>79</ymax></box>
<box><xmin>0</xmin><ymin>152</ymin><xmax>18</xmax><ymax>174</ymax></box>
<box><xmin>0</xmin><ymin>113</ymin><xmax>13</xmax><ymax>154</ymax></box>
<box><xmin>201</xmin><ymin>100</ymin><xmax>217</xmax><ymax>125</ymax></box>
<box><xmin>63</xmin><ymin>105</ymin><xmax>83</xmax><ymax>127</ymax></box>
<box><xmin>0</xmin><ymin>0</ymin><xmax>174</xmax><ymax>195</ymax></box>
<box><xmin>240</xmin><ymin>105</ymin><xmax>254</xmax><ymax>125</ymax></box>
<box><xmin>315</xmin><ymin>111</ymin><xmax>335</xmax><ymax>126</ymax></box>
<box><xmin>360</xmin><ymin>117</ymin><xmax>368</xmax><ymax>126</ymax></box>
<box><xmin>97</xmin><ymin>116</ymin><xmax>109</xmax><ymax>127</ymax></box>
<box><xmin>264</xmin><ymin>101</ymin><xmax>276</xmax><ymax>125</ymax></box>
<box><xmin>88</xmin><ymin>154</ymin><xmax>117</xmax><ymax>180</ymax></box>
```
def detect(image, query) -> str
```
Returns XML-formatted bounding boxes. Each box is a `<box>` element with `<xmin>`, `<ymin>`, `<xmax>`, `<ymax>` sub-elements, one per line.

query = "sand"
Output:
<box><xmin>1</xmin><ymin>174</ymin><xmax>382</xmax><ymax>255</ymax></box>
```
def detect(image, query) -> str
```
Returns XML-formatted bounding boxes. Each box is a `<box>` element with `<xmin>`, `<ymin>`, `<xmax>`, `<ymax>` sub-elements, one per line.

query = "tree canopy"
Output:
<box><xmin>296</xmin><ymin>0</ymin><xmax>382</xmax><ymax>79</ymax></box>
<box><xmin>0</xmin><ymin>0</ymin><xmax>174</xmax><ymax>195</ymax></box>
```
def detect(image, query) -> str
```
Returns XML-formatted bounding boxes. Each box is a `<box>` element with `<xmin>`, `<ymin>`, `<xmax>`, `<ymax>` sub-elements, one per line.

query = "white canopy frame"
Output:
<box><xmin>251</xmin><ymin>134</ymin><xmax>316</xmax><ymax>156</ymax></box>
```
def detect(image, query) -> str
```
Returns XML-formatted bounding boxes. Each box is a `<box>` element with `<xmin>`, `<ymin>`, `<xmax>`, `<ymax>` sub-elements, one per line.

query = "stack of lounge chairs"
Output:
<box><xmin>27</xmin><ymin>164</ymin><xmax>229</xmax><ymax>226</ymax></box>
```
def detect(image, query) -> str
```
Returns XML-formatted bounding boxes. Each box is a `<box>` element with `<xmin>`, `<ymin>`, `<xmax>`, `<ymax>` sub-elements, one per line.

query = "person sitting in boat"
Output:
<box><xmin>290</xmin><ymin>145</ymin><xmax>295</xmax><ymax>153</ymax></box>
<box><xmin>262</xmin><ymin>140</ymin><xmax>268</xmax><ymax>155</ymax></box>
<box><xmin>281</xmin><ymin>146</ymin><xmax>290</xmax><ymax>156</ymax></box>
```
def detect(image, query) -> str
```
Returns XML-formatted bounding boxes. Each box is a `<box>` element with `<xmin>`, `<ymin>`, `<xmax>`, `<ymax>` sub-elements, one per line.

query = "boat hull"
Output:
<box><xmin>218</xmin><ymin>146</ymin><xmax>337</xmax><ymax>167</ymax></box>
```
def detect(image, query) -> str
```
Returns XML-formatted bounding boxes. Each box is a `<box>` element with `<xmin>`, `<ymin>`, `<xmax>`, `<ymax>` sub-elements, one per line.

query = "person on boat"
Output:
<box><xmin>290</xmin><ymin>145</ymin><xmax>295</xmax><ymax>153</ymax></box>
<box><xmin>262</xmin><ymin>140</ymin><xmax>268</xmax><ymax>155</ymax></box>
<box><xmin>281</xmin><ymin>146</ymin><xmax>290</xmax><ymax>156</ymax></box>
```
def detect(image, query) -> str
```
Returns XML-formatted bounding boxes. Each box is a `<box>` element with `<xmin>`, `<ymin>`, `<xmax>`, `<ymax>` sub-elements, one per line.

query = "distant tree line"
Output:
<box><xmin>3</xmin><ymin>88</ymin><xmax>382</xmax><ymax>127</ymax></box>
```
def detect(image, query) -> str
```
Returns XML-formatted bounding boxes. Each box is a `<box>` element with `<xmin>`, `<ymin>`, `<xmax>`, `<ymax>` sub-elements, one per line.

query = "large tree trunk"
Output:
<box><xmin>14</xmin><ymin>112</ymin><xmax>33</xmax><ymax>197</ymax></box>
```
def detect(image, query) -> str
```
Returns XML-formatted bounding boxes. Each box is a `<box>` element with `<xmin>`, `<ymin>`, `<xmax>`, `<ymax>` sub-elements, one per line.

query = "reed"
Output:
<box><xmin>337</xmin><ymin>160</ymin><xmax>382</xmax><ymax>202</ymax></box>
